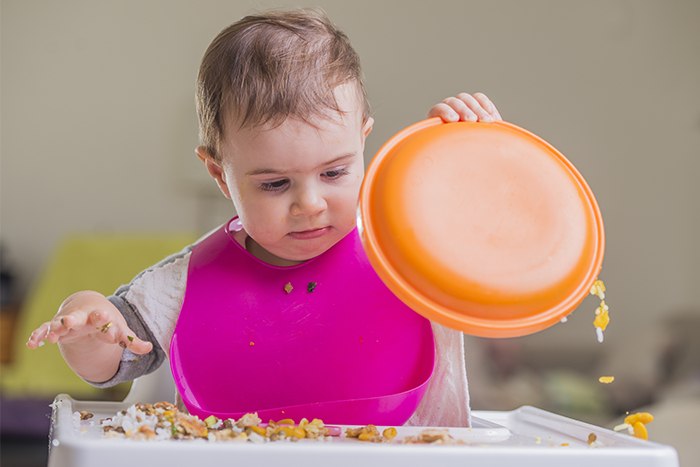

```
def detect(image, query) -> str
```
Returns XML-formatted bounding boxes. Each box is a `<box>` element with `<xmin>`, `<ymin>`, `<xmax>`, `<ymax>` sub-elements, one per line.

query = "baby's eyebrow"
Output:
<box><xmin>246</xmin><ymin>153</ymin><xmax>356</xmax><ymax>176</ymax></box>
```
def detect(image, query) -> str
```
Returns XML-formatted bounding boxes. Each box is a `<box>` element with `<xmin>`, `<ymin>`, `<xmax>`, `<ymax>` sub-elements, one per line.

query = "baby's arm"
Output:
<box><xmin>428</xmin><ymin>92</ymin><xmax>502</xmax><ymax>122</ymax></box>
<box><xmin>26</xmin><ymin>290</ymin><xmax>153</xmax><ymax>383</ymax></box>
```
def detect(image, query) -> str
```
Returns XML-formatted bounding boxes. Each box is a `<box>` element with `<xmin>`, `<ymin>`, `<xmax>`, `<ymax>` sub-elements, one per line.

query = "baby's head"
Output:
<box><xmin>195</xmin><ymin>9</ymin><xmax>374</xmax><ymax>265</ymax></box>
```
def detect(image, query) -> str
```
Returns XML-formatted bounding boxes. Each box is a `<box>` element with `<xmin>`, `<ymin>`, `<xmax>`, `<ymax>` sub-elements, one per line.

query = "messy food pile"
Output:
<box><xmin>98</xmin><ymin>402</ymin><xmax>333</xmax><ymax>442</ymax></box>
<box><xmin>92</xmin><ymin>402</ymin><xmax>458</xmax><ymax>444</ymax></box>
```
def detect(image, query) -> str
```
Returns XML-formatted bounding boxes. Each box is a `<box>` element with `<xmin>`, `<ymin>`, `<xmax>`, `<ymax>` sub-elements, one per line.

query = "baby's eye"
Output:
<box><xmin>259</xmin><ymin>179</ymin><xmax>289</xmax><ymax>192</ymax></box>
<box><xmin>322</xmin><ymin>168</ymin><xmax>349</xmax><ymax>180</ymax></box>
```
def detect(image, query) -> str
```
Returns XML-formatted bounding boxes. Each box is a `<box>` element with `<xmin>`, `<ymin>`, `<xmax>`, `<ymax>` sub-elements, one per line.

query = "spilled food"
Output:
<box><xmin>614</xmin><ymin>412</ymin><xmax>654</xmax><ymax>440</ymax></box>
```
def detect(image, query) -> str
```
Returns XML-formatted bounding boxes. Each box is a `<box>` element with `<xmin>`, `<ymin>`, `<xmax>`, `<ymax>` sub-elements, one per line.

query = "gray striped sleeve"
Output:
<box><xmin>86</xmin><ymin>295</ymin><xmax>166</xmax><ymax>388</ymax></box>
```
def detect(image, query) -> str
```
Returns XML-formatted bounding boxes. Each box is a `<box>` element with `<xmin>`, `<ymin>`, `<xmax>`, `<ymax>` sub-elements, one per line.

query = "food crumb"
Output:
<box><xmin>307</xmin><ymin>281</ymin><xmax>317</xmax><ymax>293</ymax></box>
<box><xmin>590</xmin><ymin>280</ymin><xmax>606</xmax><ymax>300</ymax></box>
<box><xmin>283</xmin><ymin>282</ymin><xmax>293</xmax><ymax>294</ymax></box>
<box><xmin>598</xmin><ymin>376</ymin><xmax>615</xmax><ymax>384</ymax></box>
<box><xmin>79</xmin><ymin>411</ymin><xmax>94</xmax><ymax>421</ymax></box>
<box><xmin>249</xmin><ymin>341</ymin><xmax>255</xmax><ymax>347</ymax></box>
<box><xmin>587</xmin><ymin>433</ymin><xmax>597</xmax><ymax>445</ymax></box>
<box><xmin>593</xmin><ymin>299</ymin><xmax>610</xmax><ymax>343</ymax></box>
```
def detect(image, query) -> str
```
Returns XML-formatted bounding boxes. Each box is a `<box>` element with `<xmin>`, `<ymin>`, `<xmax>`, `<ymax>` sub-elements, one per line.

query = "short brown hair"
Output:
<box><xmin>196</xmin><ymin>8</ymin><xmax>370</xmax><ymax>159</ymax></box>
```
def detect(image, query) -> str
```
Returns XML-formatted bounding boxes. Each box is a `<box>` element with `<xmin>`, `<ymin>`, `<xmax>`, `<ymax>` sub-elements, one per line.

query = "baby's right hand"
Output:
<box><xmin>26</xmin><ymin>290</ymin><xmax>152</xmax><ymax>355</ymax></box>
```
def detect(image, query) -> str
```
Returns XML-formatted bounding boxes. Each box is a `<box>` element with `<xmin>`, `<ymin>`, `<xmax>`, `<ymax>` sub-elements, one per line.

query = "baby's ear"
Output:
<box><xmin>362</xmin><ymin>117</ymin><xmax>374</xmax><ymax>138</ymax></box>
<box><xmin>195</xmin><ymin>146</ymin><xmax>231</xmax><ymax>199</ymax></box>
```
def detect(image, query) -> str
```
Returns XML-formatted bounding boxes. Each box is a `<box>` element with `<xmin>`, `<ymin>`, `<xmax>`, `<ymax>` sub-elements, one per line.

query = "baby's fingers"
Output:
<box><xmin>473</xmin><ymin>92</ymin><xmax>502</xmax><ymax>120</ymax></box>
<box><xmin>456</xmin><ymin>93</ymin><xmax>494</xmax><ymax>122</ymax></box>
<box><xmin>119</xmin><ymin>333</ymin><xmax>153</xmax><ymax>355</ymax></box>
<box><xmin>88</xmin><ymin>310</ymin><xmax>153</xmax><ymax>355</ymax></box>
<box><xmin>428</xmin><ymin>102</ymin><xmax>463</xmax><ymax>122</ymax></box>
<box><xmin>26</xmin><ymin>322</ymin><xmax>51</xmax><ymax>349</ymax></box>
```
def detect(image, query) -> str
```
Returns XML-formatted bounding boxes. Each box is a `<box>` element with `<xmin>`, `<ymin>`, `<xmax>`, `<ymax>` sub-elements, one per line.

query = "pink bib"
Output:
<box><xmin>170</xmin><ymin>219</ymin><xmax>435</xmax><ymax>425</ymax></box>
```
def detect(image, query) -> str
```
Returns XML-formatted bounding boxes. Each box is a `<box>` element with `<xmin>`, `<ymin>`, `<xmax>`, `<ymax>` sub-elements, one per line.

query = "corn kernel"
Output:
<box><xmin>624</xmin><ymin>412</ymin><xmax>654</xmax><ymax>425</ymax></box>
<box><xmin>632</xmin><ymin>421</ymin><xmax>648</xmax><ymax>440</ymax></box>
<box><xmin>279</xmin><ymin>426</ymin><xmax>296</xmax><ymax>438</ymax></box>
<box><xmin>249</xmin><ymin>425</ymin><xmax>267</xmax><ymax>437</ymax></box>
<box><xmin>382</xmin><ymin>427</ymin><xmax>398</xmax><ymax>441</ymax></box>
<box><xmin>598</xmin><ymin>376</ymin><xmax>615</xmax><ymax>384</ymax></box>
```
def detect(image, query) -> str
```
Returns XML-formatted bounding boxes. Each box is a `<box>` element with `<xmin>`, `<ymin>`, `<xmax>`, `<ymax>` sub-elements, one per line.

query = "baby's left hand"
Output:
<box><xmin>428</xmin><ymin>92</ymin><xmax>502</xmax><ymax>123</ymax></box>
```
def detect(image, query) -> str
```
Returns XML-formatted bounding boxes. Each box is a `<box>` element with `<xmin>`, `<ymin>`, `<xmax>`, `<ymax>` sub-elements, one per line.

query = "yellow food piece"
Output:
<box><xmin>283</xmin><ymin>282</ymin><xmax>293</xmax><ymax>294</ymax></box>
<box><xmin>277</xmin><ymin>418</ymin><xmax>295</xmax><ymax>425</ymax></box>
<box><xmin>622</xmin><ymin>412</ymin><xmax>653</xmax><ymax>440</ymax></box>
<box><xmin>358</xmin><ymin>431</ymin><xmax>376</xmax><ymax>441</ymax></box>
<box><xmin>249</xmin><ymin>425</ymin><xmax>267</xmax><ymax>437</ymax></box>
<box><xmin>632</xmin><ymin>422</ymin><xmax>648</xmax><ymax>440</ymax></box>
<box><xmin>382</xmin><ymin>427</ymin><xmax>398</xmax><ymax>440</ymax></box>
<box><xmin>598</xmin><ymin>376</ymin><xmax>615</xmax><ymax>384</ymax></box>
<box><xmin>593</xmin><ymin>303</ymin><xmax>610</xmax><ymax>331</ymax></box>
<box><xmin>590</xmin><ymin>280</ymin><xmax>606</xmax><ymax>299</ymax></box>
<box><xmin>624</xmin><ymin>412</ymin><xmax>654</xmax><ymax>425</ymax></box>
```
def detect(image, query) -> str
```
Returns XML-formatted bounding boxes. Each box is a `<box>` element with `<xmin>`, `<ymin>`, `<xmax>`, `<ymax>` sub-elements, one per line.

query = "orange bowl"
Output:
<box><xmin>358</xmin><ymin>118</ymin><xmax>604</xmax><ymax>338</ymax></box>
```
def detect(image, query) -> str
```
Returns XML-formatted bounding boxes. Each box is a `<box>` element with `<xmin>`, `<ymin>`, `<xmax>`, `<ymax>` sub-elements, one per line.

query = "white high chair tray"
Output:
<box><xmin>48</xmin><ymin>394</ymin><xmax>678</xmax><ymax>467</ymax></box>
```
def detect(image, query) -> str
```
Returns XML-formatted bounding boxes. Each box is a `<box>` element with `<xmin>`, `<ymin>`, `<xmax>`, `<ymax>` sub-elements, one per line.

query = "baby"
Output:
<box><xmin>27</xmin><ymin>8</ymin><xmax>501</xmax><ymax>426</ymax></box>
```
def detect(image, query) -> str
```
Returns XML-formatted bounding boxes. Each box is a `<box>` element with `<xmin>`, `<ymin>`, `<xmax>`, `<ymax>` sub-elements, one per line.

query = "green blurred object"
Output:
<box><xmin>0</xmin><ymin>233</ymin><xmax>196</xmax><ymax>400</ymax></box>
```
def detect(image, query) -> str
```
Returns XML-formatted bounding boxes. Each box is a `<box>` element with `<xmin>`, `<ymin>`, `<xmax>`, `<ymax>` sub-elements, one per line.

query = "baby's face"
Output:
<box><xmin>214</xmin><ymin>84</ymin><xmax>373</xmax><ymax>265</ymax></box>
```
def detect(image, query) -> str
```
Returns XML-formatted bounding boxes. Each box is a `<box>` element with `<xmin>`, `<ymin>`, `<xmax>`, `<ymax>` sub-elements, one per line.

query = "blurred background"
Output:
<box><xmin>1</xmin><ymin>0</ymin><xmax>698</xmax><ymax>465</ymax></box>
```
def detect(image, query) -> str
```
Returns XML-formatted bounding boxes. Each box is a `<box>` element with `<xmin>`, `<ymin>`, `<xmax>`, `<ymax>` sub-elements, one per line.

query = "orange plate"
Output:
<box><xmin>358</xmin><ymin>118</ymin><xmax>604</xmax><ymax>338</ymax></box>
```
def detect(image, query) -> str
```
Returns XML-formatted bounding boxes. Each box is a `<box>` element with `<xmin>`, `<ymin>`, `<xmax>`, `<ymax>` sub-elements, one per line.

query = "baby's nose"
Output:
<box><xmin>291</xmin><ymin>186</ymin><xmax>327</xmax><ymax>216</ymax></box>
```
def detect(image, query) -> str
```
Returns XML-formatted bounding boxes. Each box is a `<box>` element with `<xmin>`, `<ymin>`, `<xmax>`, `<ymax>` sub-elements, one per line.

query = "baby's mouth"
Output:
<box><xmin>288</xmin><ymin>226</ymin><xmax>332</xmax><ymax>240</ymax></box>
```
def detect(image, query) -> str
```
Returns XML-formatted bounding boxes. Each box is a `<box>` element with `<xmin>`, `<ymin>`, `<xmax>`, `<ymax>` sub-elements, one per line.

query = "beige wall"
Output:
<box><xmin>2</xmin><ymin>1</ymin><xmax>699</xmax><ymax>352</ymax></box>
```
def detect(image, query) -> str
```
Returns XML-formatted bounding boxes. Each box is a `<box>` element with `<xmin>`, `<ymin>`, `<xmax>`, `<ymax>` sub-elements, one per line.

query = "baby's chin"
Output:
<box><xmin>279</xmin><ymin>232</ymin><xmax>351</xmax><ymax>263</ymax></box>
